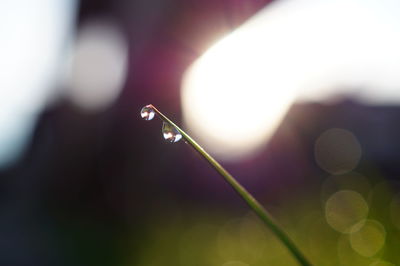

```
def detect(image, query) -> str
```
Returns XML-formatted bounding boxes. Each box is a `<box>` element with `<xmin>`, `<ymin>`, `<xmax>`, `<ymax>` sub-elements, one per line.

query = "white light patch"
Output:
<box><xmin>0</xmin><ymin>0</ymin><xmax>76</xmax><ymax>167</ymax></box>
<box><xmin>67</xmin><ymin>18</ymin><xmax>128</xmax><ymax>111</ymax></box>
<box><xmin>182</xmin><ymin>0</ymin><xmax>400</xmax><ymax>160</ymax></box>
<box><xmin>181</xmin><ymin>10</ymin><xmax>298</xmax><ymax>159</ymax></box>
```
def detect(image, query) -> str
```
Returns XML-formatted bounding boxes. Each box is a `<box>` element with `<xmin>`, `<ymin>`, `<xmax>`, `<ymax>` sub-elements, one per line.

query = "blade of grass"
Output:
<box><xmin>147</xmin><ymin>104</ymin><xmax>312</xmax><ymax>266</ymax></box>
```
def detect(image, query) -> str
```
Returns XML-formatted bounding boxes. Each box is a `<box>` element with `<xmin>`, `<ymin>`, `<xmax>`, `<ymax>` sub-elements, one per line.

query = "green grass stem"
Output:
<box><xmin>147</xmin><ymin>104</ymin><xmax>312</xmax><ymax>266</ymax></box>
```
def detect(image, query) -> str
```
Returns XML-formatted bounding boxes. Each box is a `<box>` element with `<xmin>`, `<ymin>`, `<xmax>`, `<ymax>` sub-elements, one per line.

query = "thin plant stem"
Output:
<box><xmin>147</xmin><ymin>104</ymin><xmax>312</xmax><ymax>266</ymax></box>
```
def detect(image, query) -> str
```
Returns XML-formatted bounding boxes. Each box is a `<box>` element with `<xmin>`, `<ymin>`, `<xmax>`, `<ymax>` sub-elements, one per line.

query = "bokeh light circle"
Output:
<box><xmin>325</xmin><ymin>190</ymin><xmax>369</xmax><ymax>233</ymax></box>
<box><xmin>349</xmin><ymin>219</ymin><xmax>386</xmax><ymax>257</ymax></box>
<box><xmin>66</xmin><ymin>18</ymin><xmax>128</xmax><ymax>111</ymax></box>
<box><xmin>337</xmin><ymin>233</ymin><xmax>373</xmax><ymax>266</ymax></box>
<box><xmin>315</xmin><ymin>128</ymin><xmax>362</xmax><ymax>174</ymax></box>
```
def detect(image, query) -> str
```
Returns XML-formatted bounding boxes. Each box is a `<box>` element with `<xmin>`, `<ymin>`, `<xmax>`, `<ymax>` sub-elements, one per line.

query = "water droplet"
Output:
<box><xmin>140</xmin><ymin>105</ymin><xmax>155</xmax><ymax>120</ymax></box>
<box><xmin>162</xmin><ymin>122</ymin><xmax>182</xmax><ymax>143</ymax></box>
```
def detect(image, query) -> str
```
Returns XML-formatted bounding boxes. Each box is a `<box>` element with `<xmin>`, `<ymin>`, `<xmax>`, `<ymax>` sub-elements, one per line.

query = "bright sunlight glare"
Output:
<box><xmin>182</xmin><ymin>0</ymin><xmax>400</xmax><ymax>160</ymax></box>
<box><xmin>181</xmin><ymin>7</ymin><xmax>297</xmax><ymax>160</ymax></box>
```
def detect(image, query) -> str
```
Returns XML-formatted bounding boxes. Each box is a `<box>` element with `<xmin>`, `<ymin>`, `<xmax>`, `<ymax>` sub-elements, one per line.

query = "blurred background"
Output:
<box><xmin>1</xmin><ymin>0</ymin><xmax>400</xmax><ymax>265</ymax></box>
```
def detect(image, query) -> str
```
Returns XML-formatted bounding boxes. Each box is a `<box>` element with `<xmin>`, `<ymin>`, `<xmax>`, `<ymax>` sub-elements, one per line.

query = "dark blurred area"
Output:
<box><xmin>1</xmin><ymin>0</ymin><xmax>400</xmax><ymax>265</ymax></box>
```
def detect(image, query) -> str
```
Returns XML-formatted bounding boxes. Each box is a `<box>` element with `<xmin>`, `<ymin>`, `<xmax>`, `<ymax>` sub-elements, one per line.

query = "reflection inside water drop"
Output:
<box><xmin>162</xmin><ymin>122</ymin><xmax>182</xmax><ymax>143</ymax></box>
<box><xmin>140</xmin><ymin>105</ymin><xmax>155</xmax><ymax>120</ymax></box>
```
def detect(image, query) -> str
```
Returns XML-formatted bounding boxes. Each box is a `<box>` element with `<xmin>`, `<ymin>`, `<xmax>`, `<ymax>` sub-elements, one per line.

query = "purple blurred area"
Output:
<box><xmin>1</xmin><ymin>0</ymin><xmax>400</xmax><ymax>265</ymax></box>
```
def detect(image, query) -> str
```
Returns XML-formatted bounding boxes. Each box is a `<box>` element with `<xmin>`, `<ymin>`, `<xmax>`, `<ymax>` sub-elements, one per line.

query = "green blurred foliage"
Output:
<box><xmin>122</xmin><ymin>172</ymin><xmax>400</xmax><ymax>266</ymax></box>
